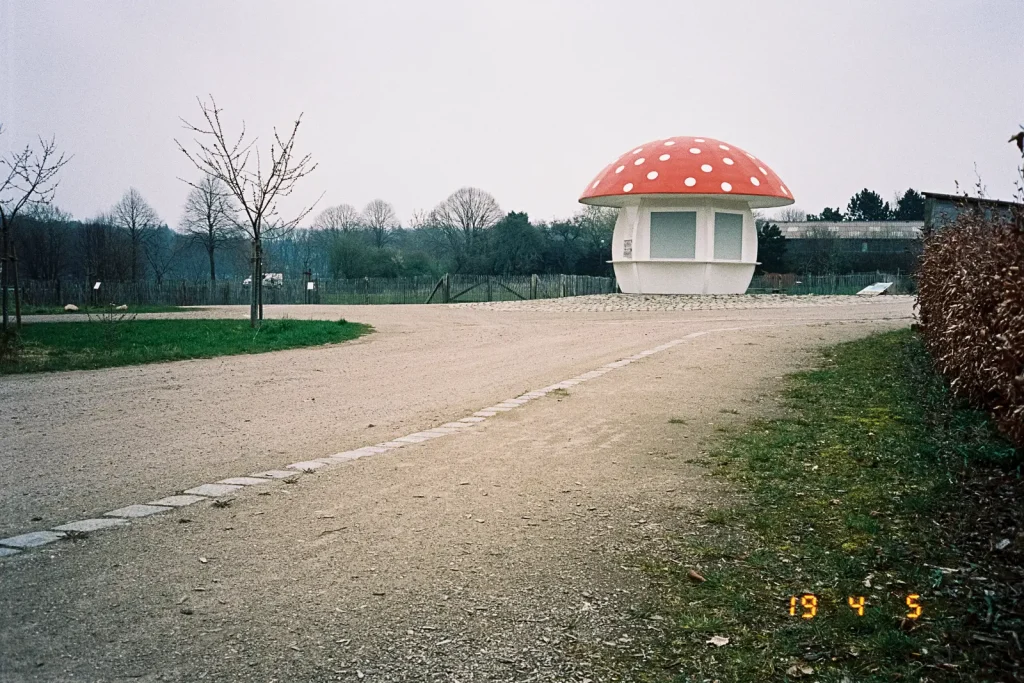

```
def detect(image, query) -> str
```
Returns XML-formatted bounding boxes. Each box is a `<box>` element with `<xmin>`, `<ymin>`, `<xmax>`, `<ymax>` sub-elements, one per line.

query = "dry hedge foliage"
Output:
<box><xmin>917</xmin><ymin>205</ymin><xmax>1024</xmax><ymax>447</ymax></box>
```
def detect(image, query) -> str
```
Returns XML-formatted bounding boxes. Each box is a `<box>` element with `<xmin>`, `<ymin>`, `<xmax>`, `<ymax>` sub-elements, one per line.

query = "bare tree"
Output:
<box><xmin>111</xmin><ymin>188</ymin><xmax>159</xmax><ymax>282</ymax></box>
<box><xmin>176</xmin><ymin>96</ymin><xmax>319</xmax><ymax>327</ymax></box>
<box><xmin>362</xmin><ymin>199</ymin><xmax>398</xmax><ymax>248</ymax></box>
<box><xmin>312</xmin><ymin>204</ymin><xmax>360</xmax><ymax>232</ymax></box>
<box><xmin>22</xmin><ymin>204</ymin><xmax>72</xmax><ymax>281</ymax></box>
<box><xmin>407</xmin><ymin>209</ymin><xmax>431</xmax><ymax>229</ymax></box>
<box><xmin>142</xmin><ymin>226</ymin><xmax>183</xmax><ymax>285</ymax></box>
<box><xmin>776</xmin><ymin>207</ymin><xmax>807</xmax><ymax>223</ymax></box>
<box><xmin>180</xmin><ymin>175</ymin><xmax>239</xmax><ymax>282</ymax></box>
<box><xmin>428</xmin><ymin>187</ymin><xmax>502</xmax><ymax>269</ymax></box>
<box><xmin>0</xmin><ymin>125</ymin><xmax>70</xmax><ymax>329</ymax></box>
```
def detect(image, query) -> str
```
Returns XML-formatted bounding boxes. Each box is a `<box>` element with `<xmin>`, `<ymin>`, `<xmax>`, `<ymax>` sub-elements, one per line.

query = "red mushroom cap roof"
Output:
<box><xmin>579</xmin><ymin>136</ymin><xmax>793</xmax><ymax>209</ymax></box>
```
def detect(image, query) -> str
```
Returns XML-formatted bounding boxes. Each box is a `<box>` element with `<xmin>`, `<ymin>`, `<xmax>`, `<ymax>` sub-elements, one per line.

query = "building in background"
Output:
<box><xmin>770</xmin><ymin>220</ymin><xmax>923</xmax><ymax>274</ymax></box>
<box><xmin>922</xmin><ymin>192</ymin><xmax>1020</xmax><ymax>231</ymax></box>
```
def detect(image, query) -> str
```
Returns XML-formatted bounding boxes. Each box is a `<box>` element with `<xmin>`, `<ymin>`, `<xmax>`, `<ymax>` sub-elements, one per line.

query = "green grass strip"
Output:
<box><xmin>631</xmin><ymin>330</ymin><xmax>1018</xmax><ymax>682</ymax></box>
<box><xmin>1</xmin><ymin>318</ymin><xmax>371</xmax><ymax>374</ymax></box>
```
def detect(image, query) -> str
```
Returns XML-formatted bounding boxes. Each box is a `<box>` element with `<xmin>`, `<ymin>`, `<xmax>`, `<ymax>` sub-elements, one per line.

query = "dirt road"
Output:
<box><xmin>0</xmin><ymin>295</ymin><xmax>912</xmax><ymax>681</ymax></box>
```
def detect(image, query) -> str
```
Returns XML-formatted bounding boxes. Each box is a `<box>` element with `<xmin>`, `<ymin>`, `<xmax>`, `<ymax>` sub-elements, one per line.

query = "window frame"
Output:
<box><xmin>649</xmin><ymin>210</ymin><xmax>698</xmax><ymax>260</ymax></box>
<box><xmin>712</xmin><ymin>210</ymin><xmax>744</xmax><ymax>261</ymax></box>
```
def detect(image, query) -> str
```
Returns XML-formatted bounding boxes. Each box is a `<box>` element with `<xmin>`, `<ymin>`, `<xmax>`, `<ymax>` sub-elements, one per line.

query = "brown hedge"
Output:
<box><xmin>917</xmin><ymin>206</ymin><xmax>1024</xmax><ymax>448</ymax></box>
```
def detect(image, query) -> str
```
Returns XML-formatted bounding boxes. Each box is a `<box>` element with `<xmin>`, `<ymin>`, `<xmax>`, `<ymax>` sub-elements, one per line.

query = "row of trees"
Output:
<box><xmin>4</xmin><ymin>93</ymin><xmax>932</xmax><ymax>329</ymax></box>
<box><xmin>12</xmin><ymin>181</ymin><xmax>927</xmax><ymax>290</ymax></box>
<box><xmin>8</xmin><ymin>188</ymin><xmax>617</xmax><ymax>285</ymax></box>
<box><xmin>795</xmin><ymin>188</ymin><xmax>927</xmax><ymax>223</ymax></box>
<box><xmin>4</xmin><ymin>96</ymin><xmax>616</xmax><ymax>329</ymax></box>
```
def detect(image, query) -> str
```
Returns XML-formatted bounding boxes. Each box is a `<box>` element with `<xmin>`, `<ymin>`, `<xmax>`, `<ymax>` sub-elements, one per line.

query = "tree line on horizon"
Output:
<box><xmin>768</xmin><ymin>187</ymin><xmax>927</xmax><ymax>223</ymax></box>
<box><xmin>8</xmin><ymin>185</ymin><xmax>618</xmax><ymax>285</ymax></box>
<box><xmin>12</xmin><ymin>185</ymin><xmax>929</xmax><ymax>285</ymax></box>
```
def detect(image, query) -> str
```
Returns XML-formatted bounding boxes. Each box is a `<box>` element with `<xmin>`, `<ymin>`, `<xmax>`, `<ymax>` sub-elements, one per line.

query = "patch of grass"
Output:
<box><xmin>623</xmin><ymin>330</ymin><xmax>1019</xmax><ymax>681</ymax></box>
<box><xmin>0</xmin><ymin>318</ymin><xmax>371</xmax><ymax>374</ymax></box>
<box><xmin>23</xmin><ymin>304</ymin><xmax>197</xmax><ymax>315</ymax></box>
<box><xmin>668</xmin><ymin>417</ymin><xmax>688</xmax><ymax>425</ymax></box>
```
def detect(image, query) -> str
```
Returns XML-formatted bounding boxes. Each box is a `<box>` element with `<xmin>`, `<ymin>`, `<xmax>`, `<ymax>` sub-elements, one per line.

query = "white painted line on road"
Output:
<box><xmin>105</xmin><ymin>504</ymin><xmax>173</xmax><ymax>519</ymax></box>
<box><xmin>53</xmin><ymin>518</ymin><xmax>129</xmax><ymax>533</ymax></box>
<box><xmin>395</xmin><ymin>435</ymin><xmax>430</xmax><ymax>443</ymax></box>
<box><xmin>251</xmin><ymin>470</ymin><xmax>299</xmax><ymax>479</ymax></box>
<box><xmin>1</xmin><ymin>326</ymin><xmax>751</xmax><ymax>561</ymax></box>
<box><xmin>148</xmin><ymin>495</ymin><xmax>209</xmax><ymax>507</ymax></box>
<box><xmin>218</xmin><ymin>477</ymin><xmax>272</xmax><ymax>486</ymax></box>
<box><xmin>285</xmin><ymin>461</ymin><xmax>329</xmax><ymax>472</ymax></box>
<box><xmin>183</xmin><ymin>483</ymin><xmax>245</xmax><ymax>496</ymax></box>
<box><xmin>0</xmin><ymin>531</ymin><xmax>65</xmax><ymax>548</ymax></box>
<box><xmin>323</xmin><ymin>451</ymin><xmax>371</xmax><ymax>463</ymax></box>
<box><xmin>412</xmin><ymin>431</ymin><xmax>448</xmax><ymax>439</ymax></box>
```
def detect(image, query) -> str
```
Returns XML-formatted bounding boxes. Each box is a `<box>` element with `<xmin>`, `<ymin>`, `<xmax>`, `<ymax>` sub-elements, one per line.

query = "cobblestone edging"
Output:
<box><xmin>0</xmin><ymin>329</ymin><xmax>741</xmax><ymax>561</ymax></box>
<box><xmin>452</xmin><ymin>293</ymin><xmax>915</xmax><ymax>313</ymax></box>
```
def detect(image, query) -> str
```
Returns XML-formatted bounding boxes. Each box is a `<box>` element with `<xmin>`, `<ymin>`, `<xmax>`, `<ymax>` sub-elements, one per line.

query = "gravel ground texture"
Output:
<box><xmin>0</xmin><ymin>295</ymin><xmax>913</xmax><ymax>681</ymax></box>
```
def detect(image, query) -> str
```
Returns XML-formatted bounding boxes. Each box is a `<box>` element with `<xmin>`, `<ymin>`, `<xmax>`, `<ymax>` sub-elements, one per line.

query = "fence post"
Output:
<box><xmin>560</xmin><ymin>274</ymin><xmax>566</xmax><ymax>297</ymax></box>
<box><xmin>443</xmin><ymin>273</ymin><xmax>450</xmax><ymax>304</ymax></box>
<box><xmin>530</xmin><ymin>274</ymin><xmax>538</xmax><ymax>299</ymax></box>
<box><xmin>486</xmin><ymin>276</ymin><xmax>491</xmax><ymax>302</ymax></box>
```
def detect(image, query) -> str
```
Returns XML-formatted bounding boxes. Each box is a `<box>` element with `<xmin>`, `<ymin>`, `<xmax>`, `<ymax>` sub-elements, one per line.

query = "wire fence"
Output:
<box><xmin>748</xmin><ymin>271</ymin><xmax>916</xmax><ymax>295</ymax></box>
<box><xmin>18</xmin><ymin>271</ymin><xmax>915</xmax><ymax>309</ymax></box>
<box><xmin>19</xmin><ymin>274</ymin><xmax>618</xmax><ymax>308</ymax></box>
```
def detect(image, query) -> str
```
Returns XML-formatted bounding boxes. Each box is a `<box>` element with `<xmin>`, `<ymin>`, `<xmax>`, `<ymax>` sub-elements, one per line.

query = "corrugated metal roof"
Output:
<box><xmin>772</xmin><ymin>221</ymin><xmax>923</xmax><ymax>239</ymax></box>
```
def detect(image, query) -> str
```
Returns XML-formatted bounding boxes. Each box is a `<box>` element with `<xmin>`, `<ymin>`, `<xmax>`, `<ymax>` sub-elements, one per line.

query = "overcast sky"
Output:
<box><xmin>2</xmin><ymin>0</ymin><xmax>1021</xmax><ymax>227</ymax></box>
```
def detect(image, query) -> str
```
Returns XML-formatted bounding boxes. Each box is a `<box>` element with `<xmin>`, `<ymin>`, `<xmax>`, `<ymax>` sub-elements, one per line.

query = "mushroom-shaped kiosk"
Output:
<box><xmin>579</xmin><ymin>136</ymin><xmax>793</xmax><ymax>294</ymax></box>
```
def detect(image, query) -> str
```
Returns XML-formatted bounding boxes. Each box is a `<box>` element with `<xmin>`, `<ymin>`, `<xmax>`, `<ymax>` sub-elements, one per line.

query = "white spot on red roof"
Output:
<box><xmin>684</xmin><ymin>177</ymin><xmax>696</xmax><ymax>187</ymax></box>
<box><xmin>659</xmin><ymin>154</ymin><xmax>670</xmax><ymax>161</ymax></box>
<box><xmin>615</xmin><ymin>166</ymin><xmax>625</xmax><ymax>174</ymax></box>
<box><xmin>592</xmin><ymin>180</ymin><xmax>600</xmax><ymax>188</ymax></box>
<box><xmin>623</xmin><ymin>183</ymin><xmax>634</xmax><ymax>192</ymax></box>
<box><xmin>664</xmin><ymin>140</ymin><xmax>676</xmax><ymax>146</ymax></box>
<box><xmin>719</xmin><ymin>144</ymin><xmax>730</xmax><ymax>151</ymax></box>
<box><xmin>647</xmin><ymin>171</ymin><xmax>658</xmax><ymax>180</ymax></box>
<box><xmin>632</xmin><ymin>148</ymin><xmax>643</xmax><ymax>154</ymax></box>
<box><xmin>721</xmin><ymin>182</ymin><xmax>733</xmax><ymax>192</ymax></box>
<box><xmin>723</xmin><ymin>157</ymin><xmax>734</xmax><ymax>165</ymax></box>
<box><xmin>634</xmin><ymin>157</ymin><xmax>645</xmax><ymax>165</ymax></box>
<box><xmin>781</xmin><ymin>185</ymin><xmax>789</xmax><ymax>195</ymax></box>
<box><xmin>701</xmin><ymin>164</ymin><xmax>713</xmax><ymax>173</ymax></box>
<box><xmin>758</xmin><ymin>166</ymin><xmax>767</xmax><ymax>175</ymax></box>
<box><xmin>695</xmin><ymin>138</ymin><xmax>706</xmax><ymax>142</ymax></box>
<box><xmin>750</xmin><ymin>177</ymin><xmax>760</xmax><ymax>187</ymax></box>
<box><xmin>689</xmin><ymin>147</ymin><xmax>701</xmax><ymax>154</ymax></box>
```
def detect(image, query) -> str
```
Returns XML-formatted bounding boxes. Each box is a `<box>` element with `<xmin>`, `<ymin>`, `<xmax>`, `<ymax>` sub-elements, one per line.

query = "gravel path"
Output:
<box><xmin>0</xmin><ymin>296</ymin><xmax>913</xmax><ymax>681</ymax></box>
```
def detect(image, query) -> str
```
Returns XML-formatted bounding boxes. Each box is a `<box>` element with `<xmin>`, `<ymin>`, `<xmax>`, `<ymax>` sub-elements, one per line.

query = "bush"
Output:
<box><xmin>916</xmin><ymin>204</ymin><xmax>1024</xmax><ymax>447</ymax></box>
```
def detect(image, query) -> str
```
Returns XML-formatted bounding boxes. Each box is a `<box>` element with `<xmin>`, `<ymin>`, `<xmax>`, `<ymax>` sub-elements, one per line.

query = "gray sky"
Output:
<box><xmin>2</xmin><ymin>0</ymin><xmax>1022</xmax><ymax>227</ymax></box>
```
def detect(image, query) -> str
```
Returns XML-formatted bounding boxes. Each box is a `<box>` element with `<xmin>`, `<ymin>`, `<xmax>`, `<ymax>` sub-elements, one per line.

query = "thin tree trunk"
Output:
<box><xmin>250</xmin><ymin>242</ymin><xmax>258</xmax><ymax>328</ymax></box>
<box><xmin>1</xmin><ymin>223</ymin><xmax>8</xmax><ymax>332</ymax></box>
<box><xmin>257</xmin><ymin>242</ymin><xmax>264</xmax><ymax>321</ymax></box>
<box><xmin>208</xmin><ymin>245</ymin><xmax>216</xmax><ymax>282</ymax></box>
<box><xmin>12</xmin><ymin>244</ymin><xmax>21</xmax><ymax>329</ymax></box>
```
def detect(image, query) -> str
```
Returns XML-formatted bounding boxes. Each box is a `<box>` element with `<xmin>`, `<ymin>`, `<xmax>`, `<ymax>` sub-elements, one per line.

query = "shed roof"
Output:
<box><xmin>772</xmin><ymin>221</ymin><xmax>923</xmax><ymax>239</ymax></box>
